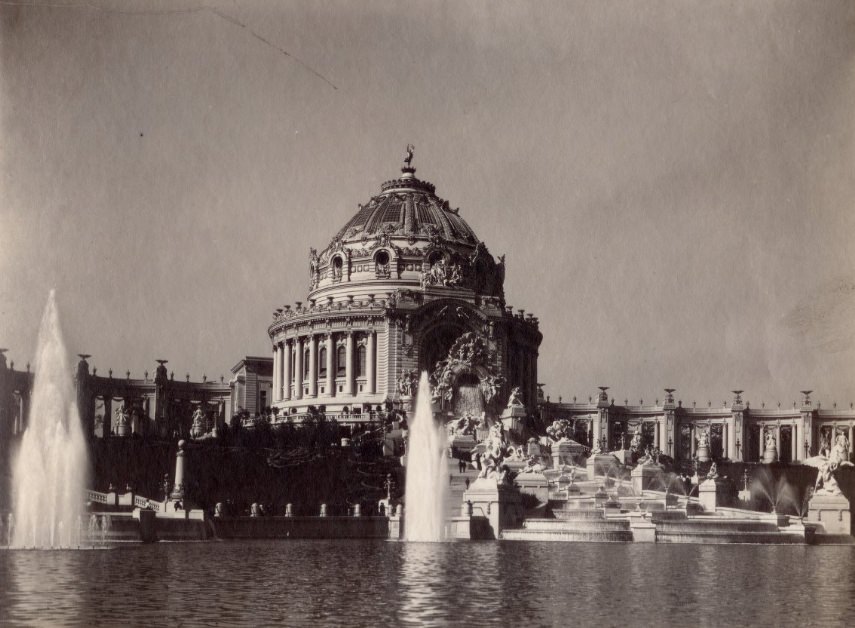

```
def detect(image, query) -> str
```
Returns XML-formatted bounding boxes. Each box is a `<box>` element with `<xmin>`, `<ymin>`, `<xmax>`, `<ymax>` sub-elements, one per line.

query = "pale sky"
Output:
<box><xmin>1</xmin><ymin>0</ymin><xmax>854</xmax><ymax>407</ymax></box>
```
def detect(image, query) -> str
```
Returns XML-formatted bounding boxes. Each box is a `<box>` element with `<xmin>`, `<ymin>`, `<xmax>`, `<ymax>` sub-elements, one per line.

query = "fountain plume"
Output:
<box><xmin>11</xmin><ymin>290</ymin><xmax>90</xmax><ymax>548</ymax></box>
<box><xmin>404</xmin><ymin>372</ymin><xmax>448</xmax><ymax>541</ymax></box>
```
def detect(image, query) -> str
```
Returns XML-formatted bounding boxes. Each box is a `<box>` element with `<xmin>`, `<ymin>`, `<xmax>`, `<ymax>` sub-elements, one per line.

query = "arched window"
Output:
<box><xmin>428</xmin><ymin>250</ymin><xmax>444</xmax><ymax>267</ymax></box>
<box><xmin>375</xmin><ymin>250</ymin><xmax>391</xmax><ymax>278</ymax></box>
<box><xmin>356</xmin><ymin>345</ymin><xmax>367</xmax><ymax>378</ymax></box>
<box><xmin>332</xmin><ymin>256</ymin><xmax>343</xmax><ymax>281</ymax></box>
<box><xmin>304</xmin><ymin>349</ymin><xmax>310</xmax><ymax>376</ymax></box>
<box><xmin>337</xmin><ymin>345</ymin><xmax>347</xmax><ymax>376</ymax></box>
<box><xmin>318</xmin><ymin>347</ymin><xmax>327</xmax><ymax>376</ymax></box>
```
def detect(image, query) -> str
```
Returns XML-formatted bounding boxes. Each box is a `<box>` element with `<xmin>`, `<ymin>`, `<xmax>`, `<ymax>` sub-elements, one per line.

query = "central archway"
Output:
<box><xmin>419</xmin><ymin>323</ymin><xmax>466</xmax><ymax>373</ymax></box>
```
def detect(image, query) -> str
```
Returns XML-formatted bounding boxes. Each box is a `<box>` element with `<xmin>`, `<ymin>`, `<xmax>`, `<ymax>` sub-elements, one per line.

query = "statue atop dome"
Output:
<box><xmin>403</xmin><ymin>144</ymin><xmax>414</xmax><ymax>168</ymax></box>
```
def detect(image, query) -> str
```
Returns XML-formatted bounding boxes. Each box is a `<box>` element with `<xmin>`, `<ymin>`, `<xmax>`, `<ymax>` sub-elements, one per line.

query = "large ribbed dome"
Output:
<box><xmin>330</xmin><ymin>166</ymin><xmax>479</xmax><ymax>248</ymax></box>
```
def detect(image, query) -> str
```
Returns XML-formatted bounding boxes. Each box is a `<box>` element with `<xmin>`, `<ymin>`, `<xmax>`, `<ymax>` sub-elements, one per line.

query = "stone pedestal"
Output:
<box><xmin>388</xmin><ymin>512</ymin><xmax>403</xmax><ymax>539</ymax></box>
<box><xmin>514</xmin><ymin>472</ymin><xmax>549</xmax><ymax>503</ymax></box>
<box><xmin>631</xmin><ymin>463</ymin><xmax>664</xmax><ymax>495</ymax></box>
<box><xmin>462</xmin><ymin>478</ymin><xmax>523</xmax><ymax>539</ymax></box>
<box><xmin>763</xmin><ymin>446</ymin><xmax>778</xmax><ymax>464</ymax></box>
<box><xmin>586</xmin><ymin>453</ymin><xmax>621</xmax><ymax>480</ymax></box>
<box><xmin>807</xmin><ymin>493</ymin><xmax>851</xmax><ymax>536</ymax></box>
<box><xmin>450</xmin><ymin>434</ymin><xmax>476</xmax><ymax>454</ymax></box>
<box><xmin>629</xmin><ymin>519</ymin><xmax>657</xmax><ymax>543</ymax></box>
<box><xmin>696</xmin><ymin>444</ymin><xmax>710</xmax><ymax>463</ymax></box>
<box><xmin>500</xmin><ymin>405</ymin><xmax>526</xmax><ymax>433</ymax></box>
<box><xmin>698</xmin><ymin>478</ymin><xmax>724</xmax><ymax>513</ymax></box>
<box><xmin>551</xmin><ymin>439</ymin><xmax>587</xmax><ymax>468</ymax></box>
<box><xmin>169</xmin><ymin>440</ymin><xmax>187</xmax><ymax>502</ymax></box>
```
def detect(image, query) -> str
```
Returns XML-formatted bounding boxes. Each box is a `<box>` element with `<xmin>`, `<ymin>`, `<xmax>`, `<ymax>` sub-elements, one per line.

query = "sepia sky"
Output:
<box><xmin>1</xmin><ymin>0</ymin><xmax>854</xmax><ymax>406</ymax></box>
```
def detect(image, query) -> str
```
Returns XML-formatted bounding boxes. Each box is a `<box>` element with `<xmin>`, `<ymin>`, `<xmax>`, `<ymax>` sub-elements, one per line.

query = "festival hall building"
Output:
<box><xmin>267</xmin><ymin>150</ymin><xmax>542</xmax><ymax>423</ymax></box>
<box><xmin>1</xmin><ymin>151</ymin><xmax>853</xmax><ymax>466</ymax></box>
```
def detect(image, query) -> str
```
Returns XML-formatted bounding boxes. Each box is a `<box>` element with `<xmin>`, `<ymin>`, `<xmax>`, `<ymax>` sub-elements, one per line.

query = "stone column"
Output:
<box><xmin>725</xmin><ymin>417</ymin><xmax>735</xmax><ymax>460</ymax></box>
<box><xmin>722</xmin><ymin>423</ymin><xmax>727</xmax><ymax>460</ymax></box>
<box><xmin>272</xmin><ymin>345</ymin><xmax>280</xmax><ymax>402</ymax></box>
<box><xmin>282</xmin><ymin>340</ymin><xmax>292</xmax><ymax>401</ymax></box>
<box><xmin>759</xmin><ymin>424</ymin><xmax>765</xmax><ymax>460</ymax></box>
<box><xmin>791</xmin><ymin>424</ymin><xmax>798</xmax><ymax>461</ymax></box>
<box><xmin>654</xmin><ymin>419</ymin><xmax>660</xmax><ymax>448</ymax></box>
<box><xmin>801</xmin><ymin>398</ymin><xmax>814</xmax><ymax>456</ymax></box>
<box><xmin>325</xmin><ymin>333</ymin><xmax>335</xmax><ymax>397</ymax></box>
<box><xmin>308</xmin><ymin>335</ymin><xmax>318</xmax><ymax>397</ymax></box>
<box><xmin>295</xmin><ymin>337</ymin><xmax>304</xmax><ymax>400</ymax></box>
<box><xmin>367</xmin><ymin>330</ymin><xmax>376</xmax><ymax>395</ymax></box>
<box><xmin>690</xmin><ymin>425</ymin><xmax>696</xmax><ymax>458</ymax></box>
<box><xmin>776</xmin><ymin>423</ymin><xmax>781</xmax><ymax>459</ymax></box>
<box><xmin>170</xmin><ymin>440</ymin><xmax>187</xmax><ymax>501</ymax></box>
<box><xmin>345</xmin><ymin>332</ymin><xmax>355</xmax><ymax>396</ymax></box>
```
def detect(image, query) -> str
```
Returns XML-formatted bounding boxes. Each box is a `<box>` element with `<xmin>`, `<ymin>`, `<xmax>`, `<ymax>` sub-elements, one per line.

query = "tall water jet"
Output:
<box><xmin>404</xmin><ymin>372</ymin><xmax>448</xmax><ymax>541</ymax></box>
<box><xmin>11</xmin><ymin>291</ymin><xmax>89</xmax><ymax>548</ymax></box>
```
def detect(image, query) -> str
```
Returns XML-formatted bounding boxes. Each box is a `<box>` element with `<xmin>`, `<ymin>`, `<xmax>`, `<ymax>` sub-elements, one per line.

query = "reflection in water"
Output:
<box><xmin>1</xmin><ymin>541</ymin><xmax>854</xmax><ymax>626</ymax></box>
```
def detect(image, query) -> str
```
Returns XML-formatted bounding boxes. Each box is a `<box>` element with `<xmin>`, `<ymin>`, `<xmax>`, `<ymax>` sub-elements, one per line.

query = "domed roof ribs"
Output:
<box><xmin>364</xmin><ymin>195</ymin><xmax>393</xmax><ymax>233</ymax></box>
<box><xmin>325</xmin><ymin>157</ymin><xmax>481</xmax><ymax>250</ymax></box>
<box><xmin>402</xmin><ymin>194</ymin><xmax>416</xmax><ymax>233</ymax></box>
<box><xmin>431</xmin><ymin>197</ymin><xmax>456</xmax><ymax>239</ymax></box>
<box><xmin>415</xmin><ymin>196</ymin><xmax>432</xmax><ymax>226</ymax></box>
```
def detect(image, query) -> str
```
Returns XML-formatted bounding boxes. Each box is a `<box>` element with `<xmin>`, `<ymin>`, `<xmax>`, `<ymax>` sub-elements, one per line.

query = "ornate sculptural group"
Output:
<box><xmin>396</xmin><ymin>369</ymin><xmax>419</xmax><ymax>397</ymax></box>
<box><xmin>479</xmin><ymin>374</ymin><xmax>504</xmax><ymax>406</ymax></box>
<box><xmin>813</xmin><ymin>432</ymin><xmax>852</xmax><ymax>496</ymax></box>
<box><xmin>419</xmin><ymin>258</ymin><xmax>462</xmax><ymax>289</ymax></box>
<box><xmin>520</xmin><ymin>455</ymin><xmax>545</xmax><ymax>474</ymax></box>
<box><xmin>546</xmin><ymin>418</ymin><xmax>574</xmax><ymax>443</ymax></box>
<box><xmin>190</xmin><ymin>407</ymin><xmax>207</xmax><ymax>439</ymax></box>
<box><xmin>637</xmin><ymin>445</ymin><xmax>662</xmax><ymax>467</ymax></box>
<box><xmin>429</xmin><ymin>332</ymin><xmax>501</xmax><ymax>407</ymax></box>
<box><xmin>477</xmin><ymin>423</ymin><xmax>513</xmax><ymax>484</ymax></box>
<box><xmin>445</xmin><ymin>413</ymin><xmax>479</xmax><ymax>439</ymax></box>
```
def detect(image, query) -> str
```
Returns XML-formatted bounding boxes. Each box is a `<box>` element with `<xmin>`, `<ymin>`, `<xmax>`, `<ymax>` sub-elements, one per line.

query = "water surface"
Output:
<box><xmin>1</xmin><ymin>540</ymin><xmax>853</xmax><ymax>626</ymax></box>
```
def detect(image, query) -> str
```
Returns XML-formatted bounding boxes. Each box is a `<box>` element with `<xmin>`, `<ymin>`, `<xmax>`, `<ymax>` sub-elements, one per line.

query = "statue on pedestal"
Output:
<box><xmin>630</xmin><ymin>428</ymin><xmax>642</xmax><ymax>452</ymax></box>
<box><xmin>115</xmin><ymin>406</ymin><xmax>130</xmax><ymax>436</ymax></box>
<box><xmin>507</xmin><ymin>387</ymin><xmax>524</xmax><ymax>408</ymax></box>
<box><xmin>190</xmin><ymin>407</ymin><xmax>206</xmax><ymax>439</ymax></box>
<box><xmin>477</xmin><ymin>423</ymin><xmax>513</xmax><ymax>484</ymax></box>
<box><xmin>805</xmin><ymin>431</ymin><xmax>852</xmax><ymax>496</ymax></box>
<box><xmin>765</xmin><ymin>429</ymin><xmax>776</xmax><ymax>451</ymax></box>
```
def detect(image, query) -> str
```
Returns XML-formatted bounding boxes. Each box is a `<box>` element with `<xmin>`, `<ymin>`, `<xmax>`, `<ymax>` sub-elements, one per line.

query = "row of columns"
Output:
<box><xmin>272</xmin><ymin>331</ymin><xmax>376</xmax><ymax>403</ymax></box>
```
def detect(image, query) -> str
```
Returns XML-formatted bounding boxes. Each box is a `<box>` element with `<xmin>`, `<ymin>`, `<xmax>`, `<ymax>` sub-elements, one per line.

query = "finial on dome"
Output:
<box><xmin>402</xmin><ymin>144</ymin><xmax>415</xmax><ymax>177</ymax></box>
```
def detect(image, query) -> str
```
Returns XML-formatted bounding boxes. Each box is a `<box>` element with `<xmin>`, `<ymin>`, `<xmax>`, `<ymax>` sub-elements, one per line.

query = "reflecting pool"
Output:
<box><xmin>1</xmin><ymin>540</ymin><xmax>853</xmax><ymax>626</ymax></box>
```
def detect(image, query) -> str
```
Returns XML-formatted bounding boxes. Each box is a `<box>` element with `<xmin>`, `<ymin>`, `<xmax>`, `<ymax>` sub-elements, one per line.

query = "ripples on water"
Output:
<box><xmin>1</xmin><ymin>541</ymin><xmax>854</xmax><ymax>626</ymax></box>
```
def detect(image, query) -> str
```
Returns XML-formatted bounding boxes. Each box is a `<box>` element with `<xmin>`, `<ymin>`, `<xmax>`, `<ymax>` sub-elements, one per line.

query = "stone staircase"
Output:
<box><xmin>446</xmin><ymin>458</ymin><xmax>480</xmax><ymax>516</ymax></box>
<box><xmin>503</xmin><ymin>497</ymin><xmax>633</xmax><ymax>542</ymax></box>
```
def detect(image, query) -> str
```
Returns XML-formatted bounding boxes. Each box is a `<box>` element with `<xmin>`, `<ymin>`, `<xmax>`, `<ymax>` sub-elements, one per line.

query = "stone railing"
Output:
<box><xmin>134</xmin><ymin>495</ymin><xmax>160</xmax><ymax>512</ymax></box>
<box><xmin>86</xmin><ymin>489</ymin><xmax>108</xmax><ymax>504</ymax></box>
<box><xmin>85</xmin><ymin>489</ymin><xmax>160</xmax><ymax>512</ymax></box>
<box><xmin>244</xmin><ymin>412</ymin><xmax>383</xmax><ymax>428</ymax></box>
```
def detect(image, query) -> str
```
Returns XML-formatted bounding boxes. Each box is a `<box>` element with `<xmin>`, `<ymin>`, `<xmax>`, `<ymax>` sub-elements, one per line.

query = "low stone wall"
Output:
<box><xmin>209</xmin><ymin>516</ymin><xmax>389</xmax><ymax>540</ymax></box>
